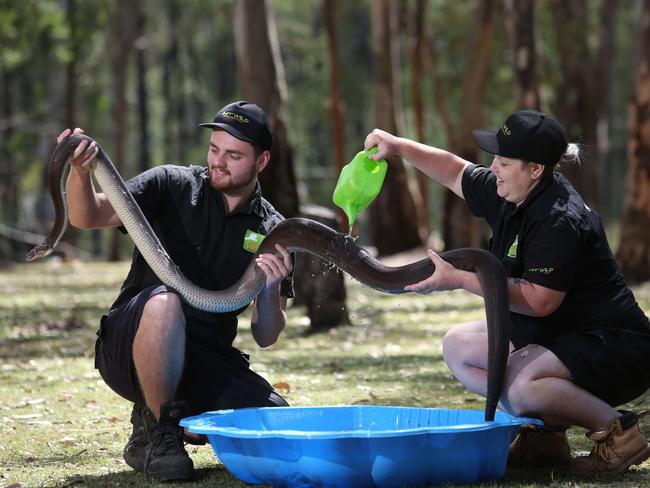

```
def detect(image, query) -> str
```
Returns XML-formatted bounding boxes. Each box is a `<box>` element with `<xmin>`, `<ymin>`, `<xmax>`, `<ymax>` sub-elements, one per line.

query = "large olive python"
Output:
<box><xmin>26</xmin><ymin>134</ymin><xmax>510</xmax><ymax>421</ymax></box>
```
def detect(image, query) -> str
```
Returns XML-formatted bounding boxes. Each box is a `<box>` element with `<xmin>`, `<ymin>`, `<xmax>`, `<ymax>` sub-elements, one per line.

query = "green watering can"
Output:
<box><xmin>332</xmin><ymin>147</ymin><xmax>388</xmax><ymax>233</ymax></box>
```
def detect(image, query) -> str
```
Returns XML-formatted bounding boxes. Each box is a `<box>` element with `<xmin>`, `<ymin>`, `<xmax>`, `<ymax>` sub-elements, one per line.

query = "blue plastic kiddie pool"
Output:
<box><xmin>181</xmin><ymin>405</ymin><xmax>542</xmax><ymax>488</ymax></box>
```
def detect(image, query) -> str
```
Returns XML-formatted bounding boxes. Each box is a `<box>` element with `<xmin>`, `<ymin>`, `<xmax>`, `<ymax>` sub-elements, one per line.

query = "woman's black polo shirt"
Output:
<box><xmin>110</xmin><ymin>164</ymin><xmax>294</xmax><ymax>348</ymax></box>
<box><xmin>461</xmin><ymin>164</ymin><xmax>648</xmax><ymax>344</ymax></box>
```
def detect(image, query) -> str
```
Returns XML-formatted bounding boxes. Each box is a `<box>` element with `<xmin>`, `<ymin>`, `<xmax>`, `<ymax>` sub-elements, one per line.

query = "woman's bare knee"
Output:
<box><xmin>501</xmin><ymin>345</ymin><xmax>574</xmax><ymax>416</ymax></box>
<box><xmin>443</xmin><ymin>329</ymin><xmax>488</xmax><ymax>371</ymax></box>
<box><xmin>442</xmin><ymin>329</ymin><xmax>464</xmax><ymax>368</ymax></box>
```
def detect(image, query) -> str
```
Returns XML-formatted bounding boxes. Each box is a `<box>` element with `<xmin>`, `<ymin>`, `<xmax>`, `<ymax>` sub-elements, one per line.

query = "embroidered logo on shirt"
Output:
<box><xmin>507</xmin><ymin>235</ymin><xmax>518</xmax><ymax>258</ymax></box>
<box><xmin>528</xmin><ymin>267</ymin><xmax>555</xmax><ymax>275</ymax></box>
<box><xmin>243</xmin><ymin>229</ymin><xmax>265</xmax><ymax>253</ymax></box>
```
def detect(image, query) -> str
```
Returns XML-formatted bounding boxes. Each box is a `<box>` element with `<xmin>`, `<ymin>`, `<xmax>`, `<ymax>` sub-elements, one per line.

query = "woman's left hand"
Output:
<box><xmin>404</xmin><ymin>250</ymin><xmax>463</xmax><ymax>294</ymax></box>
<box><xmin>256</xmin><ymin>244</ymin><xmax>292</xmax><ymax>291</ymax></box>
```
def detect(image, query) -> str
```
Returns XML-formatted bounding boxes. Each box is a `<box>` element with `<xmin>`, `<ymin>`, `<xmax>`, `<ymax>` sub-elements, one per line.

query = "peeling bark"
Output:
<box><xmin>617</xmin><ymin>0</ymin><xmax>650</xmax><ymax>282</ymax></box>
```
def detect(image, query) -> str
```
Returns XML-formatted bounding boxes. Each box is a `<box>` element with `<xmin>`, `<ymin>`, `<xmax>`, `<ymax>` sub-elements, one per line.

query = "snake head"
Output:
<box><xmin>25</xmin><ymin>243</ymin><xmax>53</xmax><ymax>262</ymax></box>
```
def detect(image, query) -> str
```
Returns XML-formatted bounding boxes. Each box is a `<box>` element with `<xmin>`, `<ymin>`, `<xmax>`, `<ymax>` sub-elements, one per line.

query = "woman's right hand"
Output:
<box><xmin>364</xmin><ymin>128</ymin><xmax>400</xmax><ymax>161</ymax></box>
<box><xmin>57</xmin><ymin>127</ymin><xmax>99</xmax><ymax>175</ymax></box>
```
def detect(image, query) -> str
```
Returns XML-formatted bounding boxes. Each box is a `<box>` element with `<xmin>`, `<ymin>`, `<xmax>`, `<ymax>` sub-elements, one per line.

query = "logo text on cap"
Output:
<box><xmin>221</xmin><ymin>111</ymin><xmax>249</xmax><ymax>124</ymax></box>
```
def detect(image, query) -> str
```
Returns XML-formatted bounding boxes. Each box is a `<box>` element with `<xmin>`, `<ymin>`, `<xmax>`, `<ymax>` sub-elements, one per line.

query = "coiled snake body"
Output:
<box><xmin>27</xmin><ymin>134</ymin><xmax>510</xmax><ymax>421</ymax></box>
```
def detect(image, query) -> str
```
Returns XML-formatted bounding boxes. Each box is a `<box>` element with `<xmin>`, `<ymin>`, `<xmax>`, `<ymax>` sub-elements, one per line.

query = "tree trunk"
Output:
<box><xmin>295</xmin><ymin>205</ymin><xmax>349</xmax><ymax>331</ymax></box>
<box><xmin>61</xmin><ymin>0</ymin><xmax>80</xmax><ymax>257</ymax></box>
<box><xmin>235</xmin><ymin>0</ymin><xmax>348</xmax><ymax>331</ymax></box>
<box><xmin>552</xmin><ymin>0</ymin><xmax>593</xmax><ymax>200</ymax></box>
<box><xmin>594</xmin><ymin>0</ymin><xmax>620</xmax><ymax>221</ymax></box>
<box><xmin>551</xmin><ymin>0</ymin><xmax>618</xmax><ymax>211</ymax></box>
<box><xmin>508</xmin><ymin>0</ymin><xmax>541</xmax><ymax>110</ymax></box>
<box><xmin>234</xmin><ymin>0</ymin><xmax>299</xmax><ymax>219</ymax></box>
<box><xmin>423</xmin><ymin>40</ymin><xmax>459</xmax><ymax>153</ymax></box>
<box><xmin>410</xmin><ymin>0</ymin><xmax>430</xmax><ymax>238</ymax></box>
<box><xmin>370</xmin><ymin>0</ymin><xmax>425</xmax><ymax>255</ymax></box>
<box><xmin>324</xmin><ymin>0</ymin><xmax>348</xmax><ymax>232</ymax></box>
<box><xmin>135</xmin><ymin>0</ymin><xmax>150</xmax><ymax>173</ymax></box>
<box><xmin>443</xmin><ymin>0</ymin><xmax>496</xmax><ymax>250</ymax></box>
<box><xmin>162</xmin><ymin>0</ymin><xmax>180</xmax><ymax>163</ymax></box>
<box><xmin>109</xmin><ymin>0</ymin><xmax>136</xmax><ymax>261</ymax></box>
<box><xmin>0</xmin><ymin>69</ymin><xmax>18</xmax><ymax>260</ymax></box>
<box><xmin>616</xmin><ymin>0</ymin><xmax>650</xmax><ymax>282</ymax></box>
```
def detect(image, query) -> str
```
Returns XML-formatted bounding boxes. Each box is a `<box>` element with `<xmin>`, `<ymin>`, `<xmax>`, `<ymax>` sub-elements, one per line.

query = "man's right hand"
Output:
<box><xmin>57</xmin><ymin>127</ymin><xmax>99</xmax><ymax>175</ymax></box>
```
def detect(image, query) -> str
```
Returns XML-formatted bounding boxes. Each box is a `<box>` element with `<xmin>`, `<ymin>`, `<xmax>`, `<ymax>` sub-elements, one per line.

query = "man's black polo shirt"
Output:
<box><xmin>110</xmin><ymin>164</ymin><xmax>293</xmax><ymax>348</ymax></box>
<box><xmin>461</xmin><ymin>164</ymin><xmax>648</xmax><ymax>345</ymax></box>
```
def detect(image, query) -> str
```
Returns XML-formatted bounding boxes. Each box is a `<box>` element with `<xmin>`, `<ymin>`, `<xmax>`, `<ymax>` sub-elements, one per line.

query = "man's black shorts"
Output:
<box><xmin>511</xmin><ymin>317</ymin><xmax>650</xmax><ymax>406</ymax></box>
<box><xmin>94</xmin><ymin>285</ymin><xmax>288</xmax><ymax>415</ymax></box>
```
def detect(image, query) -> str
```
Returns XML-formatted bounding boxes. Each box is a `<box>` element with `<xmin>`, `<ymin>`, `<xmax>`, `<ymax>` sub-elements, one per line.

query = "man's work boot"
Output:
<box><xmin>508</xmin><ymin>424</ymin><xmax>572</xmax><ymax>468</ymax></box>
<box><xmin>573</xmin><ymin>411</ymin><xmax>650</xmax><ymax>478</ymax></box>
<box><xmin>143</xmin><ymin>400</ymin><xmax>194</xmax><ymax>481</ymax></box>
<box><xmin>123</xmin><ymin>403</ymin><xmax>155</xmax><ymax>472</ymax></box>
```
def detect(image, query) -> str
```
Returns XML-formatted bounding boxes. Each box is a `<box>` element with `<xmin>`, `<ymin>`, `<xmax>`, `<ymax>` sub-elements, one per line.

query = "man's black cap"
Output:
<box><xmin>473</xmin><ymin>110</ymin><xmax>568</xmax><ymax>166</ymax></box>
<box><xmin>200</xmin><ymin>101</ymin><xmax>273</xmax><ymax>151</ymax></box>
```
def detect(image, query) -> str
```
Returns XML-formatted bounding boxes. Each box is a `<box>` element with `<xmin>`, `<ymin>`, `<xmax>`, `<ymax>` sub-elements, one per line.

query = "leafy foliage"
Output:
<box><xmin>1</xmin><ymin>0</ymin><xmax>641</xmax><ymax>259</ymax></box>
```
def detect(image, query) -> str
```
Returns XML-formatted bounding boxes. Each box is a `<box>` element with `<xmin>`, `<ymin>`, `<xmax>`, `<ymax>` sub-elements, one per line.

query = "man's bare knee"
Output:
<box><xmin>146</xmin><ymin>291</ymin><xmax>182</xmax><ymax>309</ymax></box>
<box><xmin>143</xmin><ymin>291</ymin><xmax>181</xmax><ymax>314</ymax></box>
<box><xmin>140</xmin><ymin>292</ymin><xmax>184</xmax><ymax>331</ymax></box>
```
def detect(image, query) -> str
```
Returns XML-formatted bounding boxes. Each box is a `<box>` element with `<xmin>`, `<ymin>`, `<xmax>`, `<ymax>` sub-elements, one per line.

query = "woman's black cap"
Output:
<box><xmin>473</xmin><ymin>110</ymin><xmax>568</xmax><ymax>165</ymax></box>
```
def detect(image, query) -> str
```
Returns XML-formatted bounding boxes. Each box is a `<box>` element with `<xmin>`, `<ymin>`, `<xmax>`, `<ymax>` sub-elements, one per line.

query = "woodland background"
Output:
<box><xmin>2</xmin><ymin>2</ymin><xmax>650</xmax><ymax>485</ymax></box>
<box><xmin>1</xmin><ymin>0</ymin><xmax>650</xmax><ymax>282</ymax></box>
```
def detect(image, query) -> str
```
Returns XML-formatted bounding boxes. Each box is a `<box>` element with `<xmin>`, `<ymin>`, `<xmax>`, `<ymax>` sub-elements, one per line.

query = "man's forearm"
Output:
<box><xmin>66</xmin><ymin>169</ymin><xmax>102</xmax><ymax>229</ymax></box>
<box><xmin>251</xmin><ymin>286</ymin><xmax>286</xmax><ymax>347</ymax></box>
<box><xmin>66</xmin><ymin>169</ymin><xmax>120</xmax><ymax>229</ymax></box>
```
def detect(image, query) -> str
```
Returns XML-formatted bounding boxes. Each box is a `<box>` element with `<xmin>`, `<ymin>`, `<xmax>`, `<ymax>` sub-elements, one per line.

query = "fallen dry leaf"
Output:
<box><xmin>272</xmin><ymin>381</ymin><xmax>291</xmax><ymax>392</ymax></box>
<box><xmin>351</xmin><ymin>398</ymin><xmax>370</xmax><ymax>405</ymax></box>
<box><xmin>327</xmin><ymin>361</ymin><xmax>343</xmax><ymax>373</ymax></box>
<box><xmin>61</xmin><ymin>436</ymin><xmax>77</xmax><ymax>447</ymax></box>
<box><xmin>13</xmin><ymin>414</ymin><xmax>42</xmax><ymax>420</ymax></box>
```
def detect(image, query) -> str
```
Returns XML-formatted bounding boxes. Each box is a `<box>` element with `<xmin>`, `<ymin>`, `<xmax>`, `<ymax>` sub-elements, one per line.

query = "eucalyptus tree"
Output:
<box><xmin>370</xmin><ymin>0</ymin><xmax>426</xmax><ymax>255</ymax></box>
<box><xmin>234</xmin><ymin>0</ymin><xmax>299</xmax><ymax>219</ymax></box>
<box><xmin>617</xmin><ymin>0</ymin><xmax>650</xmax><ymax>282</ymax></box>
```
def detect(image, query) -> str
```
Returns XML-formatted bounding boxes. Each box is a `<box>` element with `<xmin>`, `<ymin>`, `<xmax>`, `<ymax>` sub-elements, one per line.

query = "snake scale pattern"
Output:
<box><xmin>26</xmin><ymin>134</ymin><xmax>510</xmax><ymax>421</ymax></box>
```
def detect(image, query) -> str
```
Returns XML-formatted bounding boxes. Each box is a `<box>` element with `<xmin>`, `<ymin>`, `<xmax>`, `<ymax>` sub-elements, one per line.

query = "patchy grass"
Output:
<box><xmin>1</xmin><ymin>259</ymin><xmax>650</xmax><ymax>487</ymax></box>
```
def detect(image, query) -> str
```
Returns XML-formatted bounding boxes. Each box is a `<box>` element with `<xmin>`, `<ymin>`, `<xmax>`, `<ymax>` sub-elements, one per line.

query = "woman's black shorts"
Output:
<box><xmin>94</xmin><ymin>285</ymin><xmax>288</xmax><ymax>415</ymax></box>
<box><xmin>511</xmin><ymin>316</ymin><xmax>650</xmax><ymax>406</ymax></box>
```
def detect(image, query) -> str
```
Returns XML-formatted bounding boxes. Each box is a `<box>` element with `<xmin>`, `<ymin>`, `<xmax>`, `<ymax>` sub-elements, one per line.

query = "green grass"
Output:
<box><xmin>1</xmin><ymin>260</ymin><xmax>650</xmax><ymax>487</ymax></box>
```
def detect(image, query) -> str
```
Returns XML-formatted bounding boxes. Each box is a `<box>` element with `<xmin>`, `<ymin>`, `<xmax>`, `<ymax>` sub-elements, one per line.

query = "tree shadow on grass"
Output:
<box><xmin>504</xmin><ymin>465</ymin><xmax>650</xmax><ymax>486</ymax></box>
<box><xmin>0</xmin><ymin>325</ymin><xmax>96</xmax><ymax>360</ymax></box>
<box><xmin>56</xmin><ymin>456</ymin><xmax>650</xmax><ymax>488</ymax></box>
<box><xmin>58</xmin><ymin>465</ymin><xmax>259</xmax><ymax>488</ymax></box>
<box><xmin>275</xmin><ymin>351</ymin><xmax>448</xmax><ymax>378</ymax></box>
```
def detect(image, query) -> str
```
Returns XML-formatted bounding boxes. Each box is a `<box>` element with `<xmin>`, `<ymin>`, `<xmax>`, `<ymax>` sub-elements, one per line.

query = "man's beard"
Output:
<box><xmin>209</xmin><ymin>164</ymin><xmax>257</xmax><ymax>192</ymax></box>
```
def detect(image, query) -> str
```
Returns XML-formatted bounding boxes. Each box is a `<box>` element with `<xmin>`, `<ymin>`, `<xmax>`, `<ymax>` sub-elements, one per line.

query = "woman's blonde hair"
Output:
<box><xmin>537</xmin><ymin>142</ymin><xmax>582</xmax><ymax>176</ymax></box>
<box><xmin>558</xmin><ymin>143</ymin><xmax>583</xmax><ymax>167</ymax></box>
